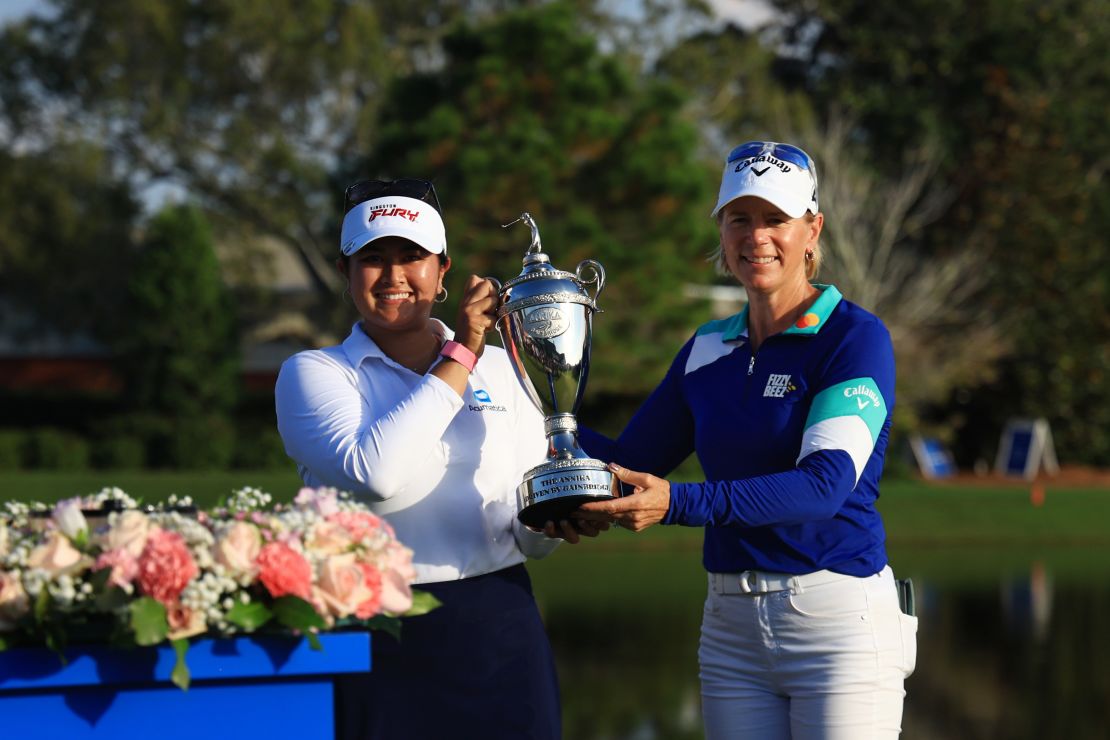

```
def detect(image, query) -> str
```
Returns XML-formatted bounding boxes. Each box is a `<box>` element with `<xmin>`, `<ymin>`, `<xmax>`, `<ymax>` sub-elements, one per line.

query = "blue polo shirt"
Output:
<box><xmin>581</xmin><ymin>284</ymin><xmax>895</xmax><ymax>576</ymax></box>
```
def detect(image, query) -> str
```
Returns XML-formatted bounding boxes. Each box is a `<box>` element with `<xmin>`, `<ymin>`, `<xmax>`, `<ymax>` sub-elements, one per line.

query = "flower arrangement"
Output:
<box><xmin>0</xmin><ymin>486</ymin><xmax>437</xmax><ymax>688</ymax></box>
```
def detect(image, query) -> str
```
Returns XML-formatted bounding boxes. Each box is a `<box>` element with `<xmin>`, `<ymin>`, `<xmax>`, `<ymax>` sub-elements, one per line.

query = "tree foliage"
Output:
<box><xmin>115</xmin><ymin>204</ymin><xmax>241</xmax><ymax>468</ymax></box>
<box><xmin>354</xmin><ymin>2</ymin><xmax>718</xmax><ymax>396</ymax></box>
<box><xmin>2</xmin><ymin>0</ymin><xmax>1108</xmax><ymax>463</ymax></box>
<box><xmin>768</xmin><ymin>0</ymin><xmax>1110</xmax><ymax>464</ymax></box>
<box><xmin>0</xmin><ymin>0</ymin><xmax>390</xmax><ymax>299</ymax></box>
<box><xmin>0</xmin><ymin>144</ymin><xmax>139</xmax><ymax>340</ymax></box>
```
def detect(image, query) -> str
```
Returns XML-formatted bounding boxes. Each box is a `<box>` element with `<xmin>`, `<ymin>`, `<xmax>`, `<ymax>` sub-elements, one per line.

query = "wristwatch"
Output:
<box><xmin>439</xmin><ymin>340</ymin><xmax>478</xmax><ymax>373</ymax></box>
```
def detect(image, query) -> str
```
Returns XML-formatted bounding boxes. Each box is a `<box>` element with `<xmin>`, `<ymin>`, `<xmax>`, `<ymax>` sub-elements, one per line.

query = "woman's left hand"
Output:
<box><xmin>538</xmin><ymin>518</ymin><xmax>610</xmax><ymax>544</ymax></box>
<box><xmin>575</xmin><ymin>463</ymin><xmax>671</xmax><ymax>533</ymax></box>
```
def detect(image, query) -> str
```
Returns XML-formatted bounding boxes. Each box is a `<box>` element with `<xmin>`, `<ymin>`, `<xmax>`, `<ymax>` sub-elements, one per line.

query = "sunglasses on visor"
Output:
<box><xmin>727</xmin><ymin>141</ymin><xmax>816</xmax><ymax>173</ymax></box>
<box><xmin>343</xmin><ymin>178</ymin><xmax>443</xmax><ymax>216</ymax></box>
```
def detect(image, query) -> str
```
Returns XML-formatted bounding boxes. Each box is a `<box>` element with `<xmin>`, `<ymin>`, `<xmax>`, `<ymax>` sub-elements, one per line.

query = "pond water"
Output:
<box><xmin>529</xmin><ymin>545</ymin><xmax>1110</xmax><ymax>739</ymax></box>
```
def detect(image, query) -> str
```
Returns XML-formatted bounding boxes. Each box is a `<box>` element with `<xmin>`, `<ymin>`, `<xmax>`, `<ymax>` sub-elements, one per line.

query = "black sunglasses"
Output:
<box><xmin>343</xmin><ymin>178</ymin><xmax>442</xmax><ymax>216</ymax></box>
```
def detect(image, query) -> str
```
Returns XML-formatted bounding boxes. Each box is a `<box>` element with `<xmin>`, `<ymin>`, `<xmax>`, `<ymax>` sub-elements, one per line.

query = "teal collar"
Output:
<box><xmin>722</xmin><ymin>284</ymin><xmax>843</xmax><ymax>342</ymax></box>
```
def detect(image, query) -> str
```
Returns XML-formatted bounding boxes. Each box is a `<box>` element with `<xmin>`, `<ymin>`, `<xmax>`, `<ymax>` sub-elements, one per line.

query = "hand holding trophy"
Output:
<box><xmin>493</xmin><ymin>213</ymin><xmax>617</xmax><ymax>528</ymax></box>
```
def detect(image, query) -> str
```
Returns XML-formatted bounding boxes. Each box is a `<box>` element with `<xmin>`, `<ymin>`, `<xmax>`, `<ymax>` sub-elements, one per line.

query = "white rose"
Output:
<box><xmin>53</xmin><ymin>498</ymin><xmax>88</xmax><ymax>541</ymax></box>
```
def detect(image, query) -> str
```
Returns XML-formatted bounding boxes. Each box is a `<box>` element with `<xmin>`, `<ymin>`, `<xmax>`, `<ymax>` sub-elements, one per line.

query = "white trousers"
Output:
<box><xmin>699</xmin><ymin>566</ymin><xmax>917</xmax><ymax>739</ymax></box>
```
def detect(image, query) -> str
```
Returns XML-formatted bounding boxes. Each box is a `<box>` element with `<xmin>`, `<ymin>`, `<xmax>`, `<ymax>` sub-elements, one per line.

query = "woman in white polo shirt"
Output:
<box><xmin>275</xmin><ymin>178</ymin><xmax>573</xmax><ymax>738</ymax></box>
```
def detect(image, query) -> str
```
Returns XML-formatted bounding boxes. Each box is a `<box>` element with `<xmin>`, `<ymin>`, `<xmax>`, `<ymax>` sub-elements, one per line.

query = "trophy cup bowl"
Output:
<box><xmin>495</xmin><ymin>214</ymin><xmax>616</xmax><ymax>529</ymax></box>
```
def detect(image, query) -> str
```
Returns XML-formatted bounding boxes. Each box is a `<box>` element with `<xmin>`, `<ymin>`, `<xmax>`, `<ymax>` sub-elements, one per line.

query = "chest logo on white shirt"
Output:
<box><xmin>469</xmin><ymin>388</ymin><xmax>507</xmax><ymax>413</ymax></box>
<box><xmin>763</xmin><ymin>373</ymin><xmax>796</xmax><ymax>398</ymax></box>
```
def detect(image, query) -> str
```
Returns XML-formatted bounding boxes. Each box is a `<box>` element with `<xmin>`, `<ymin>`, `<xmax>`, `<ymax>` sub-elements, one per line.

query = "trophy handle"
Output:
<box><xmin>575</xmin><ymin>259</ymin><xmax>606</xmax><ymax>310</ymax></box>
<box><xmin>485</xmin><ymin>276</ymin><xmax>502</xmax><ymax>293</ymax></box>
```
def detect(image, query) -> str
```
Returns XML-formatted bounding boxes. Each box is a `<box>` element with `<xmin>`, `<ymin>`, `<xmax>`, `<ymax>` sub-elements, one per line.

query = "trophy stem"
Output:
<box><xmin>544</xmin><ymin>413</ymin><xmax>586</xmax><ymax>460</ymax></box>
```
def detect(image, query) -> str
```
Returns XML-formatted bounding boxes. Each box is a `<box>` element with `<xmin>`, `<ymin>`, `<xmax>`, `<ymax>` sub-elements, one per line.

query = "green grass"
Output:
<box><xmin>3</xmin><ymin>470</ymin><xmax>1108</xmax><ymax>586</ymax></box>
<box><xmin>0</xmin><ymin>469</ymin><xmax>305</xmax><ymax>508</ymax></box>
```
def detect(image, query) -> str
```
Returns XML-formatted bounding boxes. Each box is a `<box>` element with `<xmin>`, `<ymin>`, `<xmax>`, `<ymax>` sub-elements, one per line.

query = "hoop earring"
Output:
<box><xmin>805</xmin><ymin>251</ymin><xmax>814</xmax><ymax>262</ymax></box>
<box><xmin>435</xmin><ymin>286</ymin><xmax>448</xmax><ymax>303</ymax></box>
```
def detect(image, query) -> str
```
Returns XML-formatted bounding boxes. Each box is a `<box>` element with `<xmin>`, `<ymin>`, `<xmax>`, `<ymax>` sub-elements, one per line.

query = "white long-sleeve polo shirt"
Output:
<box><xmin>275</xmin><ymin>320</ymin><xmax>559</xmax><ymax>584</ymax></box>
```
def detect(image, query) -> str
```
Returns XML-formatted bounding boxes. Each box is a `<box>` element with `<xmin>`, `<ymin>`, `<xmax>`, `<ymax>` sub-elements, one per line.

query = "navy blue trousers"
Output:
<box><xmin>336</xmin><ymin>564</ymin><xmax>561</xmax><ymax>739</ymax></box>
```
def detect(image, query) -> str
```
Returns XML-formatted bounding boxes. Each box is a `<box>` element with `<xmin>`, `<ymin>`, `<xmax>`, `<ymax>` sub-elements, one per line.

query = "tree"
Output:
<box><xmin>357</xmin><ymin>2</ymin><xmax>718</xmax><ymax>400</ymax></box>
<box><xmin>0</xmin><ymin>0</ymin><xmax>716</xmax><ymax>345</ymax></box>
<box><xmin>807</xmin><ymin>115</ymin><xmax>1007</xmax><ymax>439</ymax></box>
<box><xmin>0</xmin><ymin>0</ymin><xmax>400</xmax><ymax>307</ymax></box>
<box><xmin>0</xmin><ymin>144</ymin><xmax>139</xmax><ymax>341</ymax></box>
<box><xmin>653</xmin><ymin>22</ymin><xmax>818</xmax><ymax>160</ymax></box>
<box><xmin>654</xmin><ymin>24</ymin><xmax>1008</xmax><ymax>445</ymax></box>
<box><xmin>116</xmin><ymin>204</ymin><xmax>241</xmax><ymax>468</ymax></box>
<box><xmin>765</xmin><ymin>0</ymin><xmax>1110</xmax><ymax>464</ymax></box>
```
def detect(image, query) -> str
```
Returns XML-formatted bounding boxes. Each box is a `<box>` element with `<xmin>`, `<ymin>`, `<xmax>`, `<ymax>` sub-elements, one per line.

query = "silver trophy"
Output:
<box><xmin>494</xmin><ymin>213</ymin><xmax>616</xmax><ymax>528</ymax></box>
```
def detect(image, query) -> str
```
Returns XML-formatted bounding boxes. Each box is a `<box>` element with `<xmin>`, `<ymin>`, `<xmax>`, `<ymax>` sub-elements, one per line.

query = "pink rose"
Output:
<box><xmin>355</xmin><ymin>563</ymin><xmax>383</xmax><ymax>619</ymax></box>
<box><xmin>28</xmin><ymin>530</ymin><xmax>88</xmax><ymax>577</ymax></box>
<box><xmin>136</xmin><ymin>527</ymin><xmax>198</xmax><ymax>607</ymax></box>
<box><xmin>255</xmin><ymin>542</ymin><xmax>313</xmax><ymax>601</ymax></box>
<box><xmin>100</xmin><ymin>510</ymin><xmax>151</xmax><ymax>558</ymax></box>
<box><xmin>295</xmin><ymin>487</ymin><xmax>340</xmax><ymax>517</ymax></box>
<box><xmin>214</xmin><ymin>522</ymin><xmax>262</xmax><ymax>576</ymax></box>
<box><xmin>166</xmin><ymin>602</ymin><xmax>208</xmax><ymax>640</ymax></box>
<box><xmin>327</xmin><ymin>510</ymin><xmax>389</xmax><ymax>543</ymax></box>
<box><xmin>0</xmin><ymin>571</ymin><xmax>30</xmax><ymax>631</ymax></box>
<box><xmin>315</xmin><ymin>553</ymin><xmax>381</xmax><ymax>619</ymax></box>
<box><xmin>306</xmin><ymin>521</ymin><xmax>354</xmax><ymax>555</ymax></box>
<box><xmin>379</xmin><ymin>542</ymin><xmax>416</xmax><ymax>615</ymax></box>
<box><xmin>94</xmin><ymin>548</ymin><xmax>139</xmax><ymax>592</ymax></box>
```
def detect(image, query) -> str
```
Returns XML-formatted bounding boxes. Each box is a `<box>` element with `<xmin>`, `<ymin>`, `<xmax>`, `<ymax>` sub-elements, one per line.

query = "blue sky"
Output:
<box><xmin>0</xmin><ymin>0</ymin><xmax>39</xmax><ymax>23</ymax></box>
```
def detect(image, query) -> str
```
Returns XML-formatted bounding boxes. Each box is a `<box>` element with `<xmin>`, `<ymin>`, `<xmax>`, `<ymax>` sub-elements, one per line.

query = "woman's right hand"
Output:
<box><xmin>454</xmin><ymin>275</ymin><xmax>499</xmax><ymax>357</ymax></box>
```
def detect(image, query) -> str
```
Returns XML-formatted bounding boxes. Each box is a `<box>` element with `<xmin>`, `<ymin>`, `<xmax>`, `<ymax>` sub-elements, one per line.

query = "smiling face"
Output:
<box><xmin>718</xmin><ymin>196</ymin><xmax>823</xmax><ymax>296</ymax></box>
<box><xmin>338</xmin><ymin>236</ymin><xmax>450</xmax><ymax>340</ymax></box>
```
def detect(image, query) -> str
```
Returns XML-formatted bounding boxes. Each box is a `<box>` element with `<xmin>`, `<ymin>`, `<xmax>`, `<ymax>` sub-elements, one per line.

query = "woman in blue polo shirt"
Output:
<box><xmin>275</xmin><ymin>179</ymin><xmax>577</xmax><ymax>738</ymax></box>
<box><xmin>572</xmin><ymin>142</ymin><xmax>917</xmax><ymax>738</ymax></box>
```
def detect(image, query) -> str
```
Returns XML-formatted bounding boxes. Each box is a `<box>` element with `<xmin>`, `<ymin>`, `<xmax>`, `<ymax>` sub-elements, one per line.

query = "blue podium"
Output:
<box><xmin>0</xmin><ymin>632</ymin><xmax>371</xmax><ymax>740</ymax></box>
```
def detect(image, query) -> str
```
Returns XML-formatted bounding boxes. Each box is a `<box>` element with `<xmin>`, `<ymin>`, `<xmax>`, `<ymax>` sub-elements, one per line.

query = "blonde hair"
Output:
<box><xmin>710</xmin><ymin>212</ymin><xmax>822</xmax><ymax>280</ymax></box>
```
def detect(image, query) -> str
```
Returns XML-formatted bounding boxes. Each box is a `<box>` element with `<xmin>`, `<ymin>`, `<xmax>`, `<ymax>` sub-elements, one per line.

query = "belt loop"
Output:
<box><xmin>739</xmin><ymin>571</ymin><xmax>753</xmax><ymax>594</ymax></box>
<box><xmin>790</xmin><ymin>575</ymin><xmax>804</xmax><ymax>594</ymax></box>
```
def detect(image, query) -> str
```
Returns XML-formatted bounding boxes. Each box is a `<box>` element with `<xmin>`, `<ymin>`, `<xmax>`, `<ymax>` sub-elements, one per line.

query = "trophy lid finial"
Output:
<box><xmin>503</xmin><ymin>213</ymin><xmax>545</xmax><ymax>261</ymax></box>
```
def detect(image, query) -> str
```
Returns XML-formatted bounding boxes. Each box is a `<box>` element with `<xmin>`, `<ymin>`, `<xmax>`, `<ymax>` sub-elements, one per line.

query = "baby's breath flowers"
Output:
<box><xmin>0</xmin><ymin>486</ymin><xmax>430</xmax><ymax>690</ymax></box>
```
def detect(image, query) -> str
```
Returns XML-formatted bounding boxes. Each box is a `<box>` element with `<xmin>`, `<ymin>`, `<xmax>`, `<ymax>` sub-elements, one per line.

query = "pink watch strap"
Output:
<box><xmin>440</xmin><ymin>340</ymin><xmax>478</xmax><ymax>373</ymax></box>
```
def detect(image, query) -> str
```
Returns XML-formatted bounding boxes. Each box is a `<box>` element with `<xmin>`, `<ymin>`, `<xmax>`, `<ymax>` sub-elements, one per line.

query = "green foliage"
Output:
<box><xmin>271</xmin><ymin>596</ymin><xmax>326</xmax><ymax>650</ymax></box>
<box><xmin>129</xmin><ymin>597</ymin><xmax>169</xmax><ymax>646</ymax></box>
<box><xmin>1</xmin><ymin>0</ymin><xmax>1106</xmax><ymax>464</ymax></box>
<box><xmin>768</xmin><ymin>0</ymin><xmax>1110</xmax><ymax>464</ymax></box>
<box><xmin>27</xmin><ymin>429</ymin><xmax>90</xmax><ymax>471</ymax></box>
<box><xmin>114</xmin><ymin>205</ymin><xmax>241</xmax><ymax>468</ymax></box>
<box><xmin>654</xmin><ymin>23</ymin><xmax>818</xmax><ymax>148</ymax></box>
<box><xmin>90</xmin><ymin>436</ymin><xmax>147</xmax><ymax>470</ymax></box>
<box><xmin>0</xmin><ymin>431</ymin><xmax>26</xmax><ymax>470</ymax></box>
<box><xmin>225</xmin><ymin>601</ymin><xmax>273</xmax><ymax>631</ymax></box>
<box><xmin>359</xmin><ymin>2</ymin><xmax>717</xmax><ymax>395</ymax></box>
<box><xmin>170</xmin><ymin>638</ymin><xmax>191</xmax><ymax>690</ymax></box>
<box><xmin>0</xmin><ymin>146</ymin><xmax>139</xmax><ymax>341</ymax></box>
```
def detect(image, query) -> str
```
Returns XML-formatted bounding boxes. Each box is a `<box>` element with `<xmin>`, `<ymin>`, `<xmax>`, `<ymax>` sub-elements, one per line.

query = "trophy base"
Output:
<box><xmin>517</xmin><ymin>459</ymin><xmax>615</xmax><ymax>529</ymax></box>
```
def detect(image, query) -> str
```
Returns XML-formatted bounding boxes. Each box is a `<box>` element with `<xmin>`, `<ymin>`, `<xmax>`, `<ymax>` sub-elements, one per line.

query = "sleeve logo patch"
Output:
<box><xmin>844</xmin><ymin>383</ymin><xmax>881</xmax><ymax>408</ymax></box>
<box><xmin>763</xmin><ymin>373</ymin><xmax>796</xmax><ymax>398</ymax></box>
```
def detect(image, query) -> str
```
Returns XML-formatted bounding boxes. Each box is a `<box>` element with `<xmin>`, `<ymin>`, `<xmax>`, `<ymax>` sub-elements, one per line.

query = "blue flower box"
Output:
<box><xmin>0</xmin><ymin>632</ymin><xmax>371</xmax><ymax>739</ymax></box>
